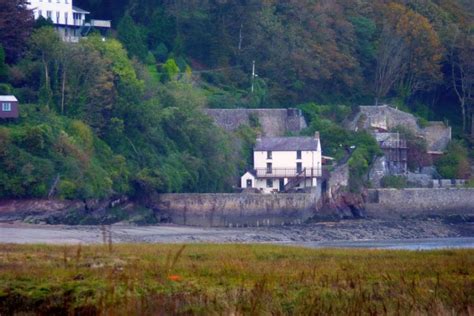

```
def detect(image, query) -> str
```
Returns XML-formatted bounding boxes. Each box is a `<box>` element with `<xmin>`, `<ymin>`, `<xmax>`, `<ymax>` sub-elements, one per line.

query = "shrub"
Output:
<box><xmin>435</xmin><ymin>141</ymin><xmax>470</xmax><ymax>179</ymax></box>
<box><xmin>381</xmin><ymin>175</ymin><xmax>407</xmax><ymax>189</ymax></box>
<box><xmin>58</xmin><ymin>180</ymin><xmax>77</xmax><ymax>199</ymax></box>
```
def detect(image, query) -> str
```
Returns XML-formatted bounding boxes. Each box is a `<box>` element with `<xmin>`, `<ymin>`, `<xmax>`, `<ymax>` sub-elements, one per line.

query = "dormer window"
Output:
<box><xmin>267</xmin><ymin>151</ymin><xmax>272</xmax><ymax>159</ymax></box>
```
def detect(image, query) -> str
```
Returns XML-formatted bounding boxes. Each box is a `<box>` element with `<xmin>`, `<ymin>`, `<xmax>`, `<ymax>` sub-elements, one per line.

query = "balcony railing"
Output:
<box><xmin>255</xmin><ymin>168</ymin><xmax>321</xmax><ymax>178</ymax></box>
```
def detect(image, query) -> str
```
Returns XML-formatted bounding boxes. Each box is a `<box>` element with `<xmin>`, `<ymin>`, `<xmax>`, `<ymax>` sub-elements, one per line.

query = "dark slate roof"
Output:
<box><xmin>255</xmin><ymin>137</ymin><xmax>318</xmax><ymax>151</ymax></box>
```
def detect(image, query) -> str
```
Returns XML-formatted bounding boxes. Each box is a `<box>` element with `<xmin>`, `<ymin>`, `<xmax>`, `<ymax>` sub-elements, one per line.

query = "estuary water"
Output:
<box><xmin>295</xmin><ymin>237</ymin><xmax>474</xmax><ymax>250</ymax></box>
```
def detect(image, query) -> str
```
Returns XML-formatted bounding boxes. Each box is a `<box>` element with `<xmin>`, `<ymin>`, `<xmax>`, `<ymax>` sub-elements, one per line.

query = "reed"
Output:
<box><xmin>0</xmin><ymin>244</ymin><xmax>472</xmax><ymax>315</ymax></box>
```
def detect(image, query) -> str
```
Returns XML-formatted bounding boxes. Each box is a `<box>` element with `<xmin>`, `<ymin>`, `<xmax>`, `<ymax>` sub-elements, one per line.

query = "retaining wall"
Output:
<box><xmin>366</xmin><ymin>188</ymin><xmax>474</xmax><ymax>219</ymax></box>
<box><xmin>151</xmin><ymin>193</ymin><xmax>318</xmax><ymax>227</ymax></box>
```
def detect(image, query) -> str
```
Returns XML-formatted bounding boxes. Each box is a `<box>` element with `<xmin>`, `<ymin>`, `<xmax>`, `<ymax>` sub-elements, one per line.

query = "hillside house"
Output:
<box><xmin>0</xmin><ymin>96</ymin><xmax>19</xmax><ymax>119</ymax></box>
<box><xmin>241</xmin><ymin>133</ymin><xmax>322</xmax><ymax>193</ymax></box>
<box><xmin>27</xmin><ymin>0</ymin><xmax>111</xmax><ymax>42</ymax></box>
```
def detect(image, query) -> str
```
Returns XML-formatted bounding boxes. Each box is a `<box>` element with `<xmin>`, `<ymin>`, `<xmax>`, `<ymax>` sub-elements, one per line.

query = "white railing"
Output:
<box><xmin>255</xmin><ymin>168</ymin><xmax>321</xmax><ymax>178</ymax></box>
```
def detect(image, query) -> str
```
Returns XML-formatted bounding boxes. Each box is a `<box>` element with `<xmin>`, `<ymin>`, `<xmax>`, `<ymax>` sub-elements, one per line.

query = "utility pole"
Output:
<box><xmin>251</xmin><ymin>60</ymin><xmax>256</xmax><ymax>93</ymax></box>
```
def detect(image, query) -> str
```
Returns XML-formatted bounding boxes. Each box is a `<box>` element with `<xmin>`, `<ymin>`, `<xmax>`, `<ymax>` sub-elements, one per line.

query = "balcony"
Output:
<box><xmin>254</xmin><ymin>168</ymin><xmax>321</xmax><ymax>178</ymax></box>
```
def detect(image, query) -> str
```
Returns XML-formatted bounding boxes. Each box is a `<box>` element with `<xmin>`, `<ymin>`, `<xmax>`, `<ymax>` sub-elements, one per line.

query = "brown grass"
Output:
<box><xmin>0</xmin><ymin>243</ymin><xmax>473</xmax><ymax>315</ymax></box>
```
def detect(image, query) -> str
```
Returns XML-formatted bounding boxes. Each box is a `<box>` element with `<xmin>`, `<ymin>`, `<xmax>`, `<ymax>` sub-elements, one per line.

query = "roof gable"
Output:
<box><xmin>255</xmin><ymin>137</ymin><xmax>318</xmax><ymax>151</ymax></box>
<box><xmin>0</xmin><ymin>95</ymin><xmax>18</xmax><ymax>102</ymax></box>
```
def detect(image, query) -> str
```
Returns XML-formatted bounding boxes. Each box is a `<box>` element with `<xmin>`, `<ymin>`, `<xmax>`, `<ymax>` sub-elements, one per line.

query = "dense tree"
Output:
<box><xmin>0</xmin><ymin>45</ymin><xmax>7</xmax><ymax>81</ymax></box>
<box><xmin>374</xmin><ymin>3</ymin><xmax>443</xmax><ymax>104</ymax></box>
<box><xmin>0</xmin><ymin>0</ymin><xmax>34</xmax><ymax>63</ymax></box>
<box><xmin>117</xmin><ymin>14</ymin><xmax>148</xmax><ymax>62</ymax></box>
<box><xmin>449</xmin><ymin>27</ymin><xmax>474</xmax><ymax>135</ymax></box>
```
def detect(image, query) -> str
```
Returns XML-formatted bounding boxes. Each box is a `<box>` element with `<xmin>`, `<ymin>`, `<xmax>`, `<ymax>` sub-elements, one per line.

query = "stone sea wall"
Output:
<box><xmin>366</xmin><ymin>188</ymin><xmax>474</xmax><ymax>219</ymax></box>
<box><xmin>150</xmin><ymin>193</ymin><xmax>318</xmax><ymax>227</ymax></box>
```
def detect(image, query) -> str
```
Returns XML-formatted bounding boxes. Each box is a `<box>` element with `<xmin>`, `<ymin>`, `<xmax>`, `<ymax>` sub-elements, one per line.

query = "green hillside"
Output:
<box><xmin>0</xmin><ymin>0</ymin><xmax>472</xmax><ymax>199</ymax></box>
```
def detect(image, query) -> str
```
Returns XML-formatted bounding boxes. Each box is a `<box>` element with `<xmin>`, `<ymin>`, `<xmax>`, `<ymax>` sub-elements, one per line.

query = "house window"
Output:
<box><xmin>2</xmin><ymin>103</ymin><xmax>11</xmax><ymax>112</ymax></box>
<box><xmin>266</xmin><ymin>163</ymin><xmax>272</xmax><ymax>174</ymax></box>
<box><xmin>266</xmin><ymin>179</ymin><xmax>273</xmax><ymax>188</ymax></box>
<box><xmin>64</xmin><ymin>12</ymin><xmax>68</xmax><ymax>25</ymax></box>
<box><xmin>246</xmin><ymin>179</ymin><xmax>252</xmax><ymax>188</ymax></box>
<box><xmin>38</xmin><ymin>10</ymin><xmax>42</xmax><ymax>18</ymax></box>
<box><xmin>296</xmin><ymin>162</ymin><xmax>302</xmax><ymax>173</ymax></box>
<box><xmin>56</xmin><ymin>11</ymin><xmax>60</xmax><ymax>23</ymax></box>
<box><xmin>267</xmin><ymin>151</ymin><xmax>272</xmax><ymax>159</ymax></box>
<box><xmin>47</xmin><ymin>11</ymin><xmax>52</xmax><ymax>20</ymax></box>
<box><xmin>297</xmin><ymin>150</ymin><xmax>302</xmax><ymax>159</ymax></box>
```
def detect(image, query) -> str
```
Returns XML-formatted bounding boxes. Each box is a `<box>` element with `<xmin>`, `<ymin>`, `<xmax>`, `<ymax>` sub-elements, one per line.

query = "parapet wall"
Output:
<box><xmin>203</xmin><ymin>108</ymin><xmax>307</xmax><ymax>136</ymax></box>
<box><xmin>151</xmin><ymin>193</ymin><xmax>318</xmax><ymax>227</ymax></box>
<box><xmin>366</xmin><ymin>188</ymin><xmax>474</xmax><ymax>219</ymax></box>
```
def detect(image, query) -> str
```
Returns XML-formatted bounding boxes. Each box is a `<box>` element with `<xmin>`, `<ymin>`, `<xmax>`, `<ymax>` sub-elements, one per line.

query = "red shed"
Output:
<box><xmin>0</xmin><ymin>95</ymin><xmax>19</xmax><ymax>119</ymax></box>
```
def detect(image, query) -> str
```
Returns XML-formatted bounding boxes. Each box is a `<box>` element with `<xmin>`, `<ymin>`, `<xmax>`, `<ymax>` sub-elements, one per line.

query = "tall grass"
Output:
<box><xmin>0</xmin><ymin>244</ymin><xmax>473</xmax><ymax>315</ymax></box>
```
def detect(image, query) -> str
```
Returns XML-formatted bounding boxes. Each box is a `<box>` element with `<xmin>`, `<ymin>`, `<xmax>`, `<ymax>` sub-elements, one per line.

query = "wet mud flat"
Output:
<box><xmin>0</xmin><ymin>219</ymin><xmax>472</xmax><ymax>248</ymax></box>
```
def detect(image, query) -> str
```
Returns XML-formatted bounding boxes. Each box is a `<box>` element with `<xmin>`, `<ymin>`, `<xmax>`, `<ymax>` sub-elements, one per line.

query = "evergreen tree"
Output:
<box><xmin>117</xmin><ymin>14</ymin><xmax>148</xmax><ymax>62</ymax></box>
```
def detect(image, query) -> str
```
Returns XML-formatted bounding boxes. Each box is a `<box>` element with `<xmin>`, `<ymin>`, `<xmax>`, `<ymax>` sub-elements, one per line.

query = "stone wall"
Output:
<box><xmin>150</xmin><ymin>193</ymin><xmax>318</xmax><ymax>227</ymax></box>
<box><xmin>203</xmin><ymin>108</ymin><xmax>307</xmax><ymax>136</ymax></box>
<box><xmin>326</xmin><ymin>164</ymin><xmax>349</xmax><ymax>199</ymax></box>
<box><xmin>365</xmin><ymin>188</ymin><xmax>474</xmax><ymax>219</ymax></box>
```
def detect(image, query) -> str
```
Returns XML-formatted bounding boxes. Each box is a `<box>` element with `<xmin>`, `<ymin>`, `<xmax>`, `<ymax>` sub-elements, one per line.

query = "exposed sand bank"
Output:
<box><xmin>0</xmin><ymin>219</ymin><xmax>472</xmax><ymax>248</ymax></box>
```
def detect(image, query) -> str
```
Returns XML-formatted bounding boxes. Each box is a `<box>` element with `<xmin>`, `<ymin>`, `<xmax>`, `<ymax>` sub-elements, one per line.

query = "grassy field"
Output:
<box><xmin>0</xmin><ymin>243</ymin><xmax>473</xmax><ymax>315</ymax></box>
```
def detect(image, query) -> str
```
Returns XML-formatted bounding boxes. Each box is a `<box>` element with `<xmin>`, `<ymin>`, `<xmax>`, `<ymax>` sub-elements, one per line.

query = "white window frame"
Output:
<box><xmin>2</xmin><ymin>102</ymin><xmax>12</xmax><ymax>112</ymax></box>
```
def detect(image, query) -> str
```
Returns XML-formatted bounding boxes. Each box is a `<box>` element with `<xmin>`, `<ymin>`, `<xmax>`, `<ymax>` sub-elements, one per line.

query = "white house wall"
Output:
<box><xmin>254</xmin><ymin>149</ymin><xmax>321</xmax><ymax>173</ymax></box>
<box><xmin>28</xmin><ymin>0</ymin><xmax>86</xmax><ymax>26</ymax></box>
<box><xmin>240</xmin><ymin>172</ymin><xmax>255</xmax><ymax>189</ymax></box>
<box><xmin>254</xmin><ymin>178</ymin><xmax>316</xmax><ymax>193</ymax></box>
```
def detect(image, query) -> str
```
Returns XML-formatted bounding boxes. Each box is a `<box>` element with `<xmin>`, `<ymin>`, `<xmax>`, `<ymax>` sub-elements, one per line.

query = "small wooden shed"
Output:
<box><xmin>0</xmin><ymin>95</ymin><xmax>19</xmax><ymax>119</ymax></box>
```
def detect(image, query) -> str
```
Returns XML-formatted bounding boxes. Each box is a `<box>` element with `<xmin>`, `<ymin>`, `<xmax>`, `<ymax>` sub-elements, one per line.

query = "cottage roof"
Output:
<box><xmin>255</xmin><ymin>137</ymin><xmax>318</xmax><ymax>151</ymax></box>
<box><xmin>0</xmin><ymin>95</ymin><xmax>18</xmax><ymax>102</ymax></box>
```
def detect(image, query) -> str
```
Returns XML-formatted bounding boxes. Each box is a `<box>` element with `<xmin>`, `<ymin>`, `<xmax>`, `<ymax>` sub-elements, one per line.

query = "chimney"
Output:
<box><xmin>314</xmin><ymin>131</ymin><xmax>320</xmax><ymax>140</ymax></box>
<box><xmin>256</xmin><ymin>131</ymin><xmax>262</xmax><ymax>143</ymax></box>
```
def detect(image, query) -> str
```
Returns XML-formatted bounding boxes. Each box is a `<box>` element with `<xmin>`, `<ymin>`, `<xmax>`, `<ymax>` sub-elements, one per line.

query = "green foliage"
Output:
<box><xmin>381</xmin><ymin>175</ymin><xmax>407</xmax><ymax>189</ymax></box>
<box><xmin>161</xmin><ymin>58</ymin><xmax>179</xmax><ymax>82</ymax></box>
<box><xmin>0</xmin><ymin>44</ymin><xmax>7</xmax><ymax>81</ymax></box>
<box><xmin>117</xmin><ymin>14</ymin><xmax>148</xmax><ymax>62</ymax></box>
<box><xmin>435</xmin><ymin>141</ymin><xmax>471</xmax><ymax>179</ymax></box>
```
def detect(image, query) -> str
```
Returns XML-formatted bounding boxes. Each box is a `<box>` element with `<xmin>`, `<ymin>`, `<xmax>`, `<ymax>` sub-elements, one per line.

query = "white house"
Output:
<box><xmin>27</xmin><ymin>0</ymin><xmax>111</xmax><ymax>42</ymax></box>
<box><xmin>241</xmin><ymin>133</ymin><xmax>322</xmax><ymax>193</ymax></box>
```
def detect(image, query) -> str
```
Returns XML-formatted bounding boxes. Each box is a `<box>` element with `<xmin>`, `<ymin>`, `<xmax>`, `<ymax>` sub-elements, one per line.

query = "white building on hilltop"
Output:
<box><xmin>27</xmin><ymin>0</ymin><xmax>111</xmax><ymax>42</ymax></box>
<box><xmin>241</xmin><ymin>133</ymin><xmax>322</xmax><ymax>193</ymax></box>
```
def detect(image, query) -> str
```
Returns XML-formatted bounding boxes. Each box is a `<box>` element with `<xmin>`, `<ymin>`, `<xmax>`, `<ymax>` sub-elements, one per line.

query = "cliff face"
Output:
<box><xmin>203</xmin><ymin>108</ymin><xmax>307</xmax><ymax>136</ymax></box>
